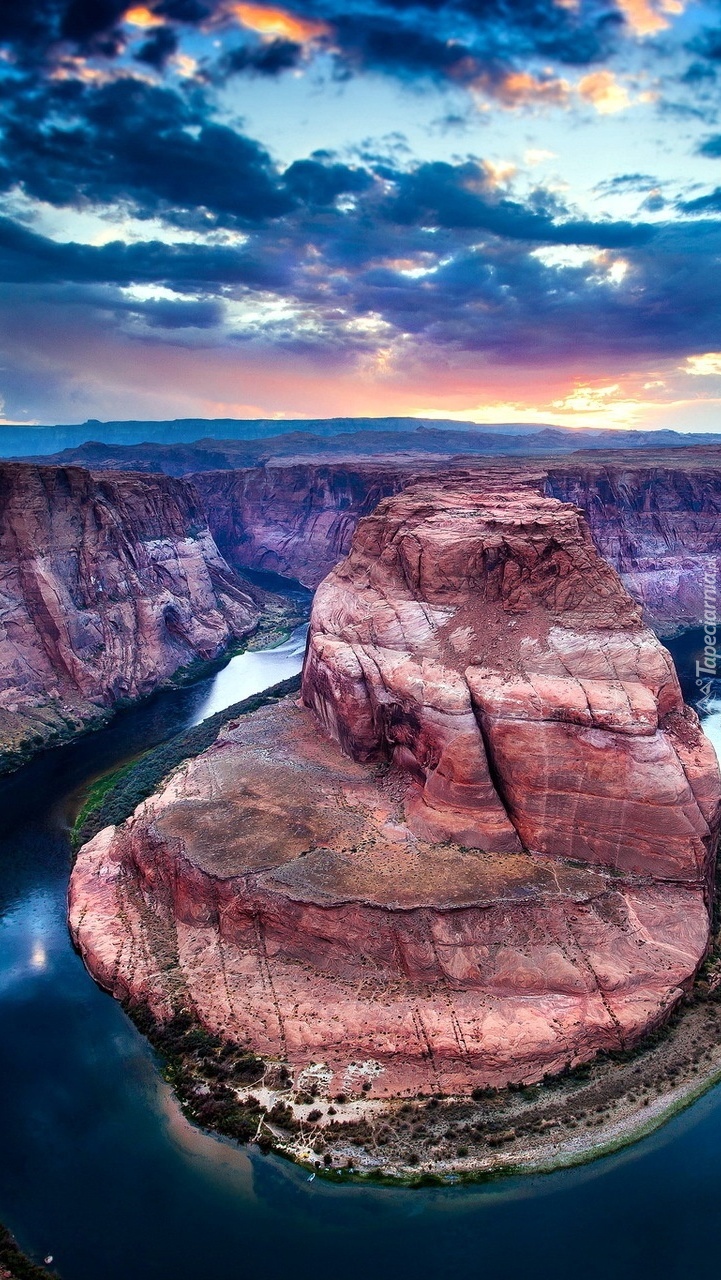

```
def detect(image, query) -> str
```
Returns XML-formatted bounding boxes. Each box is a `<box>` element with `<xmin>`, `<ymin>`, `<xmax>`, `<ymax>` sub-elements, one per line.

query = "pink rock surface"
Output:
<box><xmin>303</xmin><ymin>472</ymin><xmax>719</xmax><ymax>882</ymax></box>
<box><xmin>69</xmin><ymin>701</ymin><xmax>713</xmax><ymax>1096</ymax></box>
<box><xmin>193</xmin><ymin>461</ymin><xmax>425</xmax><ymax>586</ymax></box>
<box><xmin>194</xmin><ymin>448</ymin><xmax>721</xmax><ymax>631</ymax></box>
<box><xmin>70</xmin><ymin>472</ymin><xmax>721</xmax><ymax>1095</ymax></box>
<box><xmin>545</xmin><ymin>453</ymin><xmax>721</xmax><ymax>632</ymax></box>
<box><xmin>0</xmin><ymin>463</ymin><xmax>259</xmax><ymax>768</ymax></box>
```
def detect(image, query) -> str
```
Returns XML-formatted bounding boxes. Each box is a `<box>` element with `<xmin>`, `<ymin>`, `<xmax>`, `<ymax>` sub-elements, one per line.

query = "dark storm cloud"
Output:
<box><xmin>0</xmin><ymin>4</ymin><xmax>717</xmax><ymax>378</ymax></box>
<box><xmin>323</xmin><ymin>2</ymin><xmax>620</xmax><ymax>90</ymax></box>
<box><xmin>0</xmin><ymin>70</ymin><xmax>650</xmax><ymax>245</ymax></box>
<box><xmin>284</xmin><ymin>158</ymin><xmax>373</xmax><ymax>205</ymax></box>
<box><xmin>0</xmin><ymin>78</ymin><xmax>294</xmax><ymax>226</ymax></box>
<box><xmin>594</xmin><ymin>174</ymin><xmax>664</xmax><ymax>194</ymax></box>
<box><xmin>688</xmin><ymin>25</ymin><xmax>721</xmax><ymax>62</ymax></box>
<box><xmin>678</xmin><ymin>187</ymin><xmax>721</xmax><ymax>213</ymax></box>
<box><xmin>135</xmin><ymin>25</ymin><xmax>179</xmax><ymax>68</ymax></box>
<box><xmin>0</xmin><ymin>0</ymin><xmax>128</xmax><ymax>65</ymax></box>
<box><xmin>2</xmin><ymin>166</ymin><xmax>721</xmax><ymax>367</ymax></box>
<box><xmin>382</xmin><ymin>162</ymin><xmax>654</xmax><ymax>246</ymax></box>
<box><xmin>0</xmin><ymin>217</ymin><xmax>290</xmax><ymax>290</ymax></box>
<box><xmin>323</xmin><ymin>222</ymin><xmax>721</xmax><ymax>362</ymax></box>
<box><xmin>0</xmin><ymin>0</ymin><xmax>626</xmax><ymax>83</ymax></box>
<box><xmin>136</xmin><ymin>296</ymin><xmax>224</xmax><ymax>327</ymax></box>
<box><xmin>213</xmin><ymin>38</ymin><xmax>304</xmax><ymax>78</ymax></box>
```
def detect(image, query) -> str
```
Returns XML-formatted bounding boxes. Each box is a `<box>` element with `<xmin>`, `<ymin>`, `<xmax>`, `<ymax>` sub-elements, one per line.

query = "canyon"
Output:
<box><xmin>193</xmin><ymin>449</ymin><xmax>721</xmax><ymax>635</ymax></box>
<box><xmin>69</xmin><ymin>471</ymin><xmax>721</xmax><ymax>1097</ymax></box>
<box><xmin>20</xmin><ymin>440</ymin><xmax>721</xmax><ymax>636</ymax></box>
<box><xmin>0</xmin><ymin>463</ymin><xmax>261</xmax><ymax>772</ymax></box>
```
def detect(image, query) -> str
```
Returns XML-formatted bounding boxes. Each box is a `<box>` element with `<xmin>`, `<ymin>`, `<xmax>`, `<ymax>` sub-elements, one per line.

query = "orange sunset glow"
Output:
<box><xmin>229</xmin><ymin>4</ymin><xmax>329</xmax><ymax>42</ymax></box>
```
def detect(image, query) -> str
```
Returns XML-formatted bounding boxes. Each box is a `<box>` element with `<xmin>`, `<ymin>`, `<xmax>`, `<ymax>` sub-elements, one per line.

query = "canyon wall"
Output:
<box><xmin>193</xmin><ymin>448</ymin><xmax>721</xmax><ymax>631</ymax></box>
<box><xmin>70</xmin><ymin>473</ymin><xmax>721</xmax><ymax>1095</ymax></box>
<box><xmin>192</xmin><ymin>462</ymin><xmax>416</xmax><ymax>586</ymax></box>
<box><xmin>544</xmin><ymin>455</ymin><xmax>721</xmax><ymax>633</ymax></box>
<box><xmin>0</xmin><ymin>463</ymin><xmax>260</xmax><ymax>771</ymax></box>
<box><xmin>303</xmin><ymin>471</ymin><xmax>719</xmax><ymax>881</ymax></box>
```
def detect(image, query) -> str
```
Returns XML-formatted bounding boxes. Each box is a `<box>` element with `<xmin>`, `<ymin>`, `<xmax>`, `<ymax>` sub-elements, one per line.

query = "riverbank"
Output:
<box><xmin>0</xmin><ymin>594</ymin><xmax>308</xmax><ymax>781</ymax></box>
<box><xmin>0</xmin><ymin>1224</ymin><xmax>57</xmax><ymax>1280</ymax></box>
<box><xmin>71</xmin><ymin>671</ymin><xmax>303</xmax><ymax>848</ymax></box>
<box><xmin>65</xmin><ymin>613</ymin><xmax>721</xmax><ymax>1189</ymax></box>
<box><xmin>119</xmin><ymin>925</ymin><xmax>721</xmax><ymax>1186</ymax></box>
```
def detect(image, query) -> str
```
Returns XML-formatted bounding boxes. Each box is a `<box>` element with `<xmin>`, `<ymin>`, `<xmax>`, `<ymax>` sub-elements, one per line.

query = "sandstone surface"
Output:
<box><xmin>70</xmin><ymin>474</ymin><xmax>721</xmax><ymax>1094</ymax></box>
<box><xmin>193</xmin><ymin>462</ymin><xmax>412</xmax><ymax>587</ymax></box>
<box><xmin>193</xmin><ymin>448</ymin><xmax>721</xmax><ymax>632</ymax></box>
<box><xmin>0</xmin><ymin>463</ymin><xmax>259</xmax><ymax>769</ymax></box>
<box><xmin>545</xmin><ymin>452</ymin><xmax>721</xmax><ymax>633</ymax></box>
<box><xmin>24</xmin><ymin>444</ymin><xmax>721</xmax><ymax>633</ymax></box>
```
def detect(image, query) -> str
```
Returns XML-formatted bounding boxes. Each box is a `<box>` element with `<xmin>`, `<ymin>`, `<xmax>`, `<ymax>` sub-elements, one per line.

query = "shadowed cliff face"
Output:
<box><xmin>0</xmin><ymin>463</ymin><xmax>259</xmax><ymax>771</ymax></box>
<box><xmin>70</xmin><ymin>472</ymin><xmax>721</xmax><ymax>1096</ymax></box>
<box><xmin>192</xmin><ymin>463</ymin><xmax>422</xmax><ymax>586</ymax></box>
<box><xmin>192</xmin><ymin>448</ymin><xmax>721</xmax><ymax>632</ymax></box>
<box><xmin>544</xmin><ymin>460</ymin><xmax>721</xmax><ymax>634</ymax></box>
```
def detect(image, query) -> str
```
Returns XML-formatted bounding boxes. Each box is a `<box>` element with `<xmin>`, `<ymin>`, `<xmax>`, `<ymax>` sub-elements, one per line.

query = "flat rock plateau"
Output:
<box><xmin>70</xmin><ymin>471</ymin><xmax>721</xmax><ymax>1102</ymax></box>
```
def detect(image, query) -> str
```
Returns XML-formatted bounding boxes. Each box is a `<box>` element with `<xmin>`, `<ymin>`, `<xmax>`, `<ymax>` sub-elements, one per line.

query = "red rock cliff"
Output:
<box><xmin>544</xmin><ymin>451</ymin><xmax>721</xmax><ymax>633</ymax></box>
<box><xmin>194</xmin><ymin>448</ymin><xmax>721</xmax><ymax>632</ymax></box>
<box><xmin>192</xmin><ymin>462</ymin><xmax>421</xmax><ymax>586</ymax></box>
<box><xmin>0</xmin><ymin>463</ymin><xmax>259</xmax><ymax>769</ymax></box>
<box><xmin>70</xmin><ymin>472</ymin><xmax>721</xmax><ymax>1096</ymax></box>
<box><xmin>304</xmin><ymin>470</ymin><xmax>719</xmax><ymax>881</ymax></box>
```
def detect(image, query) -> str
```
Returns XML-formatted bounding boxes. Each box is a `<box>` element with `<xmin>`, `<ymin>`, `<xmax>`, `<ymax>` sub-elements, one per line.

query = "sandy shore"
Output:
<box><xmin>147</xmin><ymin>965</ymin><xmax>721</xmax><ymax>1185</ymax></box>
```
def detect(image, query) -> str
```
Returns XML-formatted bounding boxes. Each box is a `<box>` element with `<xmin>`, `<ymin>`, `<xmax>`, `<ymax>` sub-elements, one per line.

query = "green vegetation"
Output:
<box><xmin>129</xmin><ymin>1007</ymin><xmax>278</xmax><ymax>1149</ymax></box>
<box><xmin>72</xmin><ymin>760</ymin><xmax>138</xmax><ymax>842</ymax></box>
<box><xmin>72</xmin><ymin>673</ymin><xmax>301</xmax><ymax>849</ymax></box>
<box><xmin>0</xmin><ymin>1224</ymin><xmax>58</xmax><ymax>1280</ymax></box>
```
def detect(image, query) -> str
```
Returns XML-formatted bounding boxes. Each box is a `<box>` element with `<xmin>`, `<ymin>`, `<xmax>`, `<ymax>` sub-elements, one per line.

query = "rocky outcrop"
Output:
<box><xmin>70</xmin><ymin>472</ymin><xmax>721</xmax><ymax>1095</ymax></box>
<box><xmin>191</xmin><ymin>448</ymin><xmax>721</xmax><ymax>632</ymax></box>
<box><xmin>0</xmin><ymin>463</ymin><xmax>259</xmax><ymax>770</ymax></box>
<box><xmin>303</xmin><ymin>471</ymin><xmax>719</xmax><ymax>881</ymax></box>
<box><xmin>544</xmin><ymin>451</ymin><xmax>721</xmax><ymax>633</ymax></box>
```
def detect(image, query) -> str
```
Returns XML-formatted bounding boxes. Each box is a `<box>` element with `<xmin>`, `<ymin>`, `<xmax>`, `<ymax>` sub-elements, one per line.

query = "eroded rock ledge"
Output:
<box><xmin>70</xmin><ymin>473</ymin><xmax>721</xmax><ymax>1097</ymax></box>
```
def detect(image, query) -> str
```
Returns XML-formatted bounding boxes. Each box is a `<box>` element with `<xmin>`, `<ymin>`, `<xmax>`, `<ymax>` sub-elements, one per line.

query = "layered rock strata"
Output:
<box><xmin>544</xmin><ymin>453</ymin><xmax>721</xmax><ymax>633</ymax></box>
<box><xmin>192</xmin><ymin>462</ymin><xmax>418</xmax><ymax>586</ymax></box>
<box><xmin>194</xmin><ymin>448</ymin><xmax>721</xmax><ymax>631</ymax></box>
<box><xmin>0</xmin><ymin>463</ymin><xmax>259</xmax><ymax>769</ymax></box>
<box><xmin>70</xmin><ymin>474</ymin><xmax>721</xmax><ymax>1095</ymax></box>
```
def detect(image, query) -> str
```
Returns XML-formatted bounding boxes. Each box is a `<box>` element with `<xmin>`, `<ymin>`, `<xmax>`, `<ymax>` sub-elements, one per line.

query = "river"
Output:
<box><xmin>0</xmin><ymin>625</ymin><xmax>719</xmax><ymax>1280</ymax></box>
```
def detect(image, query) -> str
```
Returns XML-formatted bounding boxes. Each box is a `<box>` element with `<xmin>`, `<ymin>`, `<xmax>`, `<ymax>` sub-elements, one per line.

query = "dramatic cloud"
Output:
<box><xmin>0</xmin><ymin>0</ymin><xmax>717</xmax><ymax>424</ymax></box>
<box><xmin>0</xmin><ymin>0</ymin><xmax>642</xmax><ymax>91</ymax></box>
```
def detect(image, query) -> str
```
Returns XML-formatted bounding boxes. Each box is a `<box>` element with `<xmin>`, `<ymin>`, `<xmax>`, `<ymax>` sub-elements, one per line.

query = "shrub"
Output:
<box><xmin>0</xmin><ymin>1224</ymin><xmax>58</xmax><ymax>1280</ymax></box>
<box><xmin>73</xmin><ymin>674</ymin><xmax>302</xmax><ymax>848</ymax></box>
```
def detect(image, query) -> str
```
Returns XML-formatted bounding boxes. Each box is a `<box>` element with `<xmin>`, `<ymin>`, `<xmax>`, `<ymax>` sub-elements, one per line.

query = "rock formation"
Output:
<box><xmin>70</xmin><ymin>473</ymin><xmax>721</xmax><ymax>1095</ymax></box>
<box><xmin>192</xmin><ymin>462</ymin><xmax>414</xmax><ymax>586</ymax></box>
<box><xmin>544</xmin><ymin>452</ymin><xmax>721</xmax><ymax>633</ymax></box>
<box><xmin>0</xmin><ymin>463</ymin><xmax>259</xmax><ymax>770</ymax></box>
<box><xmin>34</xmin><ymin>445</ymin><xmax>721</xmax><ymax>633</ymax></box>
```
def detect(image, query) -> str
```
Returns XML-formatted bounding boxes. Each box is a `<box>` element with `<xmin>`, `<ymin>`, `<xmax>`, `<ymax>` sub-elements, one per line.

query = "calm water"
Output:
<box><xmin>1</xmin><ymin>627</ymin><xmax>721</xmax><ymax>1280</ymax></box>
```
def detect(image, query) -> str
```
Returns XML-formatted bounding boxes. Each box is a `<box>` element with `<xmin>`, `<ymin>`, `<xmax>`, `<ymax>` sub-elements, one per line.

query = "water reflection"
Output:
<box><xmin>190</xmin><ymin>624</ymin><xmax>308</xmax><ymax>724</ymax></box>
<box><xmin>0</xmin><ymin>626</ymin><xmax>720</xmax><ymax>1280</ymax></box>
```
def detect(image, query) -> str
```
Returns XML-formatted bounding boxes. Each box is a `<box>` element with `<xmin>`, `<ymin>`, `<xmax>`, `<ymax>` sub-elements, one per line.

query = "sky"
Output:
<box><xmin>2</xmin><ymin>1</ymin><xmax>721</xmax><ymax>429</ymax></box>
